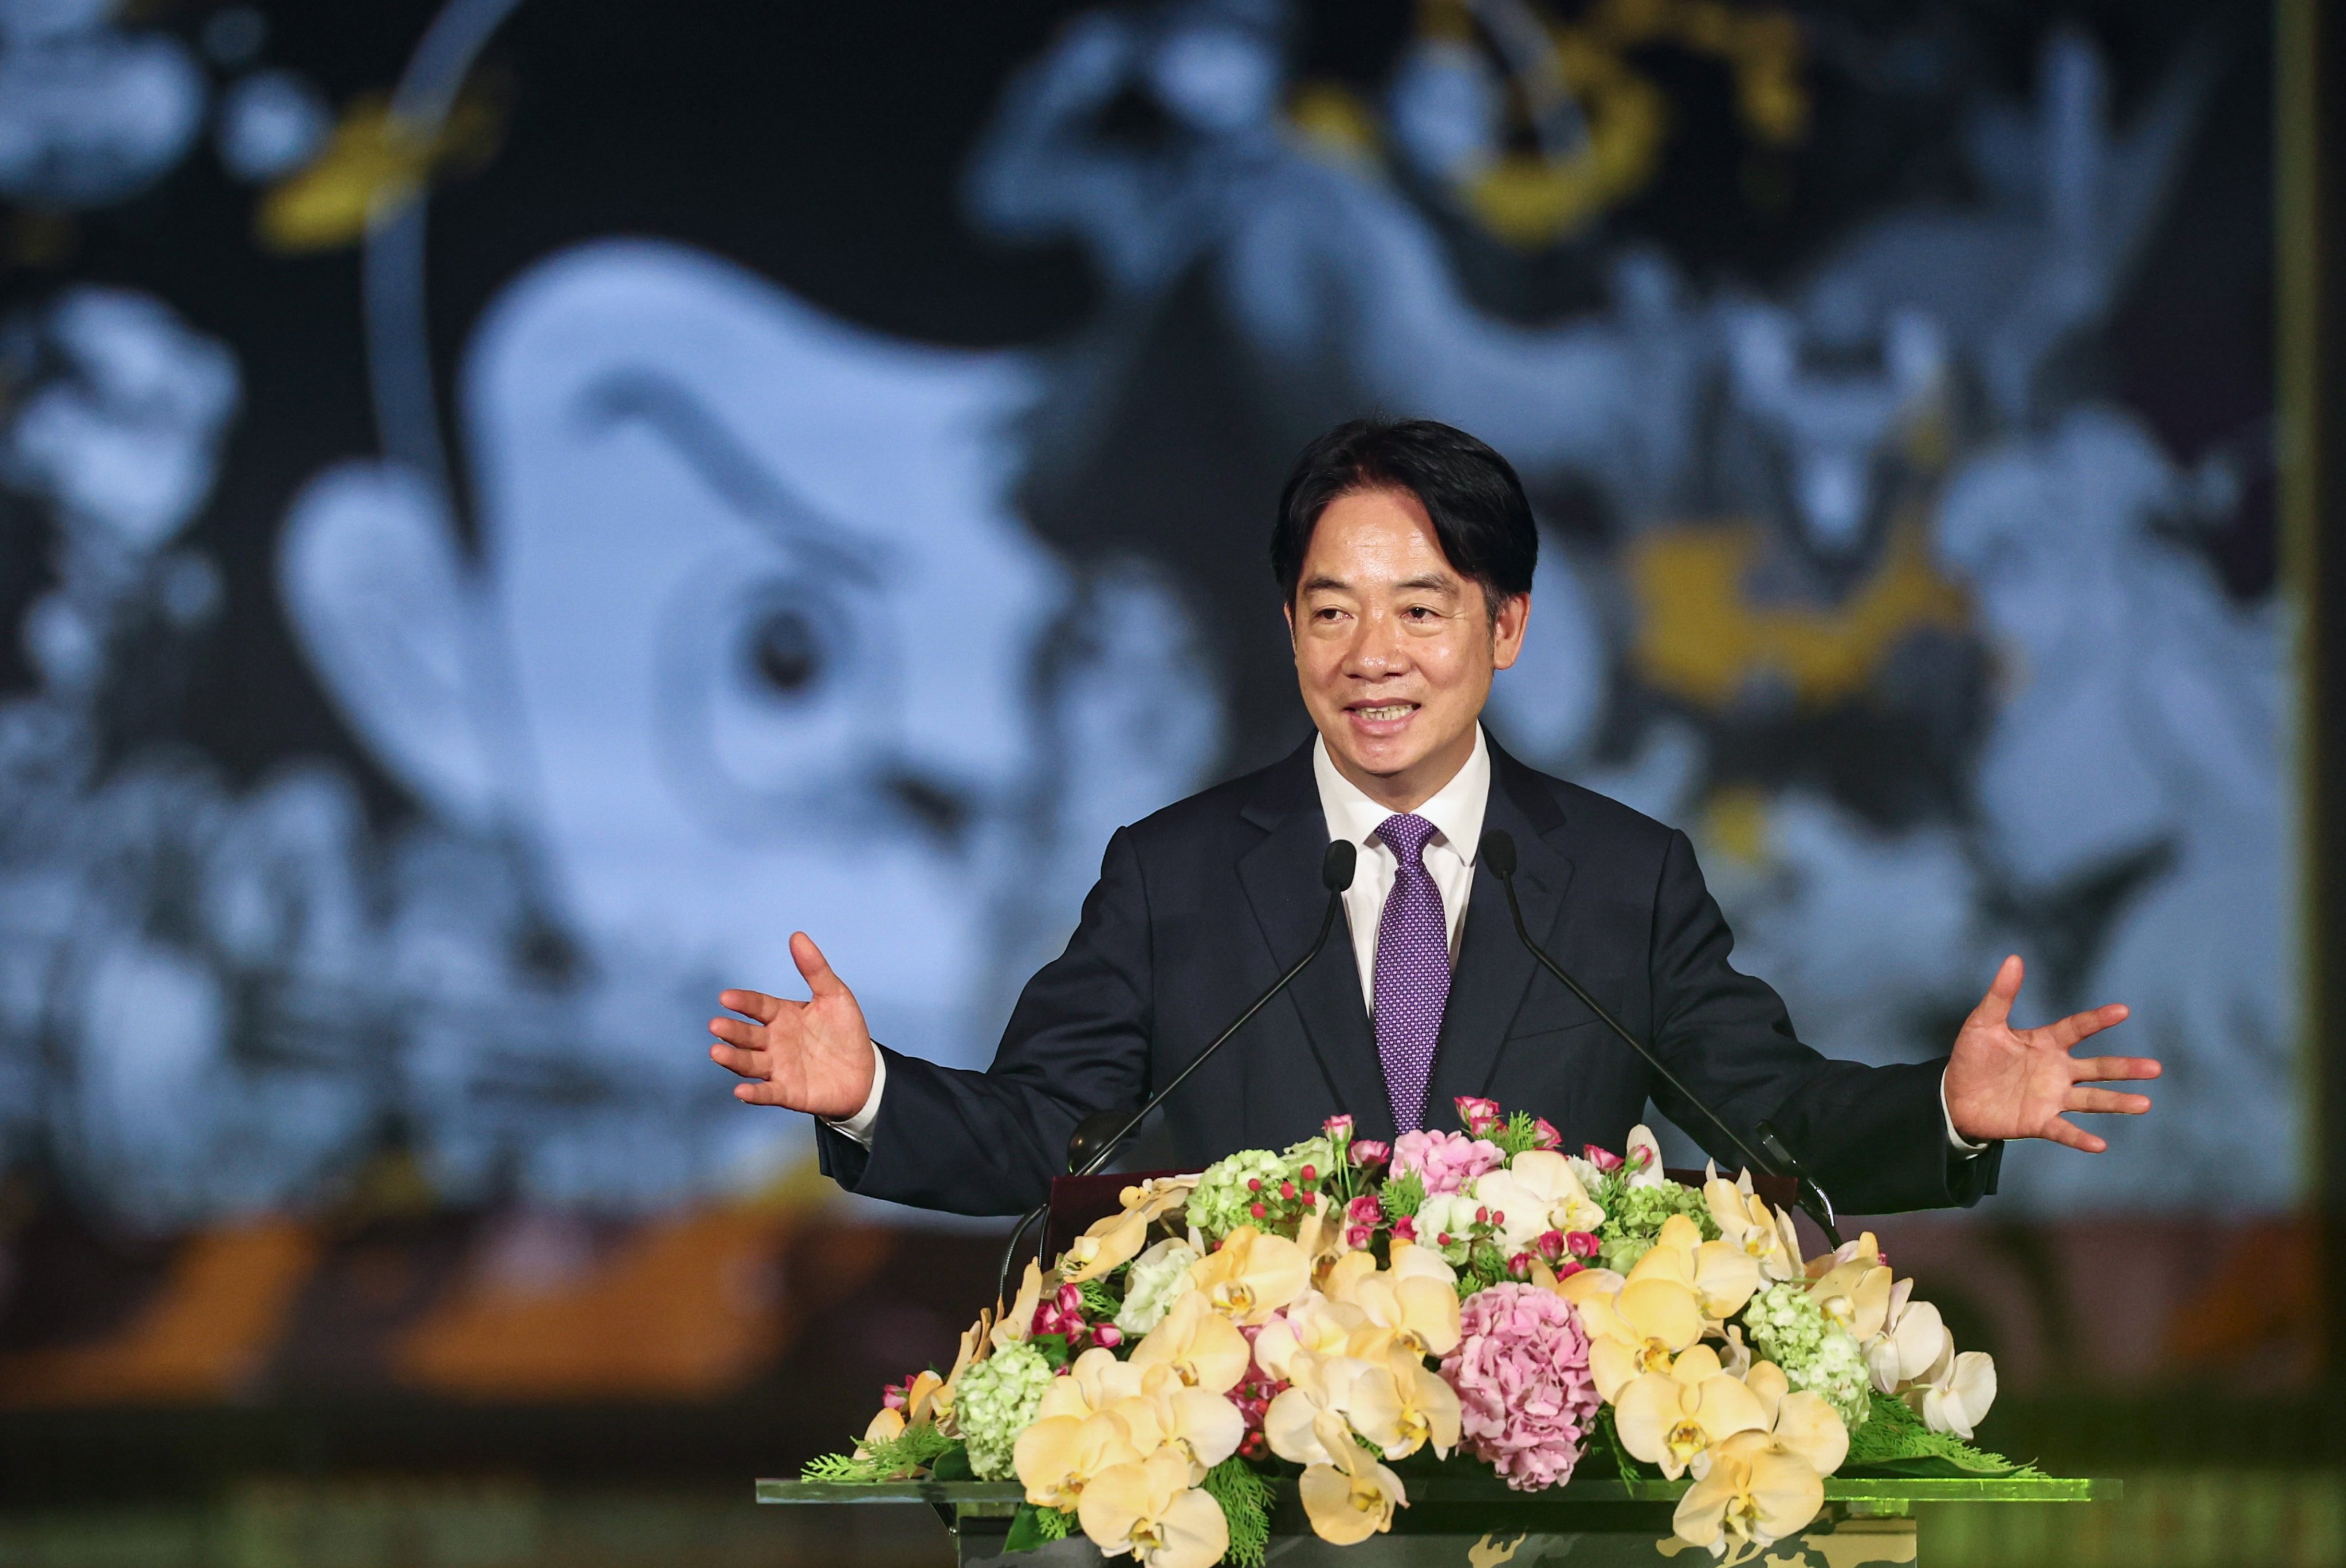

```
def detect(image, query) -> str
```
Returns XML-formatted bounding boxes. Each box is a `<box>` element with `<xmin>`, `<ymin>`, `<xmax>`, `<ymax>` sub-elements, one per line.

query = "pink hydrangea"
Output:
<box><xmin>1440</xmin><ymin>1284</ymin><xmax>1601</xmax><ymax>1492</ymax></box>
<box><xmin>1392</xmin><ymin>1129</ymin><xmax>1504</xmax><ymax>1195</ymax></box>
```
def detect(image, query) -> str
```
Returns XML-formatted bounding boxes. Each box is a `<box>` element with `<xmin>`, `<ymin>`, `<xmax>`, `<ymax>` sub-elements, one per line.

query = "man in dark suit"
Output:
<box><xmin>708</xmin><ymin>419</ymin><xmax>2159</xmax><ymax>1217</ymax></box>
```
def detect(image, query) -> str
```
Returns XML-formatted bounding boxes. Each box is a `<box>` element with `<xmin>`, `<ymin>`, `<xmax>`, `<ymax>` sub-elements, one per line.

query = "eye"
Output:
<box><xmin>742</xmin><ymin>605</ymin><xmax>823</xmax><ymax>697</ymax></box>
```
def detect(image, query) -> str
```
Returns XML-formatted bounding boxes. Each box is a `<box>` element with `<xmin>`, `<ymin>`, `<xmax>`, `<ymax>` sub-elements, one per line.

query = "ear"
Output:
<box><xmin>1491</xmin><ymin>591</ymin><xmax>1531</xmax><ymax>671</ymax></box>
<box><xmin>277</xmin><ymin>461</ymin><xmax>506</xmax><ymax>830</ymax></box>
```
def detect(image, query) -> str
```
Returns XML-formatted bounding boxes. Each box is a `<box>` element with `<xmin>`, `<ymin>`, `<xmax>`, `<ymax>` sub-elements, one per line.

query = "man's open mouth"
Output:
<box><xmin>1349</xmin><ymin>702</ymin><xmax>1418</xmax><ymax>722</ymax></box>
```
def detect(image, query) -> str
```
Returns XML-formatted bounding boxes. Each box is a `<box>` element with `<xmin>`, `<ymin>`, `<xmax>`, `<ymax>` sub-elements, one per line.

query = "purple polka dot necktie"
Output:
<box><xmin>1373</xmin><ymin>813</ymin><xmax>1451</xmax><ymax>1134</ymax></box>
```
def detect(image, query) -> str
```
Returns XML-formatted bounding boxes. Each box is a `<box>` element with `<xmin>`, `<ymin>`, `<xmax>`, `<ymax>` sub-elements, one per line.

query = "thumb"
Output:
<box><xmin>1971</xmin><ymin>954</ymin><xmax>2023</xmax><ymax>1028</ymax></box>
<box><xmin>791</xmin><ymin>932</ymin><xmax>849</xmax><ymax>1000</ymax></box>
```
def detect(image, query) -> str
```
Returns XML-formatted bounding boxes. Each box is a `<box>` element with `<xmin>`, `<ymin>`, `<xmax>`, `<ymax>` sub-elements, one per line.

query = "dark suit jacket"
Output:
<box><xmin>818</xmin><ymin>736</ymin><xmax>2002</xmax><ymax>1217</ymax></box>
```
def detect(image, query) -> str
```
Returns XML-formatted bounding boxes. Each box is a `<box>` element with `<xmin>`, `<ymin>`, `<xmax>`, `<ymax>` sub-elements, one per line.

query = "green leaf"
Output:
<box><xmin>797</xmin><ymin>1422</ymin><xmax>958</xmax><ymax>1483</ymax></box>
<box><xmin>1201</xmin><ymin>1457</ymin><xmax>1274</xmax><ymax>1568</ymax></box>
<box><xmin>1841</xmin><ymin>1391</ymin><xmax>2040</xmax><ymax>1478</ymax></box>
<box><xmin>928</xmin><ymin>1443</ymin><xmax>973</xmax><ymax>1481</ymax></box>
<box><xmin>1002</xmin><ymin>1503</ymin><xmax>1074</xmax><ymax>1554</ymax></box>
<box><xmin>1076</xmin><ymin>1278</ymin><xmax>1122</xmax><ymax>1321</ymax></box>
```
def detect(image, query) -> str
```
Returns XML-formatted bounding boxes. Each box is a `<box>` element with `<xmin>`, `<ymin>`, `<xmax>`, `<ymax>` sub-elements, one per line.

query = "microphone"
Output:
<box><xmin>995</xmin><ymin>839</ymin><xmax>1358</xmax><ymax>1303</ymax></box>
<box><xmin>1479</xmin><ymin>830</ymin><xmax>1845</xmax><ymax>1249</ymax></box>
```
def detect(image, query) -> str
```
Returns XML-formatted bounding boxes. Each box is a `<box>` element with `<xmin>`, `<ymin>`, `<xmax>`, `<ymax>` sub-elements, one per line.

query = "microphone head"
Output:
<box><xmin>1479</xmin><ymin>829</ymin><xmax>1518</xmax><ymax>879</ymax></box>
<box><xmin>1321</xmin><ymin>839</ymin><xmax>1358</xmax><ymax>893</ymax></box>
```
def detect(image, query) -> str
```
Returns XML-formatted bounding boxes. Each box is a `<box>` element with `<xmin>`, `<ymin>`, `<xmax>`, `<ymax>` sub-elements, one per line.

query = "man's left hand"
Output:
<box><xmin>1944</xmin><ymin>954</ymin><xmax>2159</xmax><ymax>1151</ymax></box>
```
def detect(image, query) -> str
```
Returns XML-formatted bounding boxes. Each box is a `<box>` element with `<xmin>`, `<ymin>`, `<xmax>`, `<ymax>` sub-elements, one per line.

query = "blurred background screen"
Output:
<box><xmin>0</xmin><ymin>0</ymin><xmax>2333</xmax><ymax>1564</ymax></box>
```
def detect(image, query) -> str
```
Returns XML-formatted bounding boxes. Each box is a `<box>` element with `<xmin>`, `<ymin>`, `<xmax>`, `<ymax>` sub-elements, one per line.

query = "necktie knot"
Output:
<box><xmin>1377</xmin><ymin>813</ymin><xmax>1439</xmax><ymax>864</ymax></box>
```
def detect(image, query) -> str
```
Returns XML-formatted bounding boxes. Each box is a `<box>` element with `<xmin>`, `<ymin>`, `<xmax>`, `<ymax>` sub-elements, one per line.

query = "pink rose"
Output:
<box><xmin>1393</xmin><ymin>1129</ymin><xmax>1505</xmax><ymax>1195</ymax></box>
<box><xmin>1350</xmin><ymin>1139</ymin><xmax>1392</xmax><ymax>1169</ymax></box>
<box><xmin>1454</xmin><ymin>1096</ymin><xmax>1504</xmax><ymax>1135</ymax></box>
<box><xmin>1582</xmin><ymin>1143</ymin><xmax>1624</xmax><ymax>1173</ymax></box>
<box><xmin>1439</xmin><ymin>1284</ymin><xmax>1601</xmax><ymax>1492</ymax></box>
<box><xmin>1322</xmin><ymin>1113</ymin><xmax>1355</xmax><ymax>1139</ymax></box>
<box><xmin>1531</xmin><ymin>1117</ymin><xmax>1563</xmax><ymax>1150</ymax></box>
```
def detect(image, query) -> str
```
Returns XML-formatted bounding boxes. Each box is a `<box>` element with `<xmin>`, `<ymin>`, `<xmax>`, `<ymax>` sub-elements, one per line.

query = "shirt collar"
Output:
<box><xmin>1312</xmin><ymin>725</ymin><xmax>1491</xmax><ymax>862</ymax></box>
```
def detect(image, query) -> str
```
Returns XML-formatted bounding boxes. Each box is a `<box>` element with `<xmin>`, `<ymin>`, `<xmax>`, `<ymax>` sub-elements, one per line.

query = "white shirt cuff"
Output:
<box><xmin>1941</xmin><ymin>1069</ymin><xmax>1987</xmax><ymax>1156</ymax></box>
<box><xmin>825</xmin><ymin>1040</ymin><xmax>886</xmax><ymax>1146</ymax></box>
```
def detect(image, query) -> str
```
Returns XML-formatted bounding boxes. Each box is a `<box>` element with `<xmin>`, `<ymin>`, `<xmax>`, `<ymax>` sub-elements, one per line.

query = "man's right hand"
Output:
<box><xmin>708</xmin><ymin>932</ymin><xmax>877</xmax><ymax>1119</ymax></box>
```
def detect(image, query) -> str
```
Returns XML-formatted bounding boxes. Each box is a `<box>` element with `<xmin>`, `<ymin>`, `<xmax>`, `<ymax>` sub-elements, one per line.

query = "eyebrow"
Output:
<box><xmin>1299</xmin><ymin>572</ymin><xmax>1463</xmax><ymax>595</ymax></box>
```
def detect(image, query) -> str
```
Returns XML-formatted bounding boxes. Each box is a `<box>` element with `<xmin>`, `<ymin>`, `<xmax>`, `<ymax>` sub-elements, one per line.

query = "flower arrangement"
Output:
<box><xmin>804</xmin><ymin>1101</ymin><xmax>2014</xmax><ymax>1566</ymax></box>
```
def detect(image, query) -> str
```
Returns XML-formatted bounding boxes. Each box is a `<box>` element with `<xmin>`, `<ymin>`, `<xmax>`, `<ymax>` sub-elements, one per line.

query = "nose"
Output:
<box><xmin>1345</xmin><ymin>605</ymin><xmax>1409</xmax><ymax>681</ymax></box>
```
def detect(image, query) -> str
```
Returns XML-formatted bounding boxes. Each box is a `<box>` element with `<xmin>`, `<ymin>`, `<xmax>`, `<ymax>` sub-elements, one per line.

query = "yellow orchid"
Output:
<box><xmin>1741</xmin><ymin>1361</ymin><xmax>1850</xmax><ymax>1476</ymax></box>
<box><xmin>1345</xmin><ymin>1354</ymin><xmax>1463</xmax><ymax>1460</ymax></box>
<box><xmin>1469</xmin><ymin>1150</ymin><xmax>1606</xmax><ymax>1252</ymax></box>
<box><xmin>1805</xmin><ymin>1232</ymin><xmax>1893</xmax><ymax>1342</ymax></box>
<box><xmin>1076</xmin><ymin>1446</ymin><xmax>1229</xmax><ymax>1568</ymax></box>
<box><xmin>1322</xmin><ymin>1251</ymin><xmax>1462</xmax><ymax>1362</ymax></box>
<box><xmin>1062</xmin><ymin>1205</ymin><xmax>1152</xmax><ymax>1284</ymax></box>
<box><xmin>1013</xmin><ymin>1409</ymin><xmax>1146</xmax><ymax>1513</ymax></box>
<box><xmin>1127</xmin><ymin>1289</ymin><xmax>1251</xmax><ymax>1393</ymax></box>
<box><xmin>1626</xmin><ymin>1212</ymin><xmax>1763</xmax><ymax>1321</ymax></box>
<box><xmin>1908</xmin><ymin>1337</ymin><xmax>1997</xmax><ymax>1440</ymax></box>
<box><xmin>1120</xmin><ymin>1173</ymin><xmax>1200</xmax><ymax>1224</ymax></box>
<box><xmin>1702</xmin><ymin>1164</ymin><xmax>1806</xmax><ymax>1282</ymax></box>
<box><xmin>1038</xmin><ymin>1346</ymin><xmax>1148</xmax><ymax>1422</ymax></box>
<box><xmin>1864</xmin><ymin>1279</ymin><xmax>1950</xmax><ymax>1394</ymax></box>
<box><xmin>1613</xmin><ymin>1343</ymin><xmax>1769</xmax><ymax>1479</ymax></box>
<box><xmin>1291</xmin><ymin>1192</ymin><xmax>1351</xmax><ymax>1282</ymax></box>
<box><xmin>1130</xmin><ymin>1363</ymin><xmax>1247</xmax><ymax>1480</ymax></box>
<box><xmin>1385</xmin><ymin>1239</ymin><xmax>1459</xmax><ymax>1288</ymax></box>
<box><xmin>1558</xmin><ymin>1266</ymin><xmax>1706</xmax><ymax>1402</ymax></box>
<box><xmin>991</xmin><ymin>1259</ymin><xmax>1044</xmax><ymax>1351</ymax></box>
<box><xmin>1671</xmin><ymin>1427</ymin><xmax>1827</xmax><ymax>1559</ymax></box>
<box><xmin>1297</xmin><ymin>1410</ymin><xmax>1407</xmax><ymax>1545</ymax></box>
<box><xmin>1262</xmin><ymin>1349</ymin><xmax>1373</xmax><ymax>1464</ymax></box>
<box><xmin>1251</xmin><ymin>1288</ymin><xmax>1366</xmax><ymax>1382</ymax></box>
<box><xmin>852</xmin><ymin>1404</ymin><xmax>915</xmax><ymax>1472</ymax></box>
<box><xmin>1188</xmin><ymin>1225</ymin><xmax>1308</xmax><ymax>1324</ymax></box>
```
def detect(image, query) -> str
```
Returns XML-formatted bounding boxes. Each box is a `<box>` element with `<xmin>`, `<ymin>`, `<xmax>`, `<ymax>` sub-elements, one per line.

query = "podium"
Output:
<box><xmin>756</xmin><ymin>1472</ymin><xmax>2117</xmax><ymax>1566</ymax></box>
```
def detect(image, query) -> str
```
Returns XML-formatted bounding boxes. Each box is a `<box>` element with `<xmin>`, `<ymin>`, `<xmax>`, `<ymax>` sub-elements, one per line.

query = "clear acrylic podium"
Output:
<box><xmin>757</xmin><ymin>1472</ymin><xmax>2117</xmax><ymax>1566</ymax></box>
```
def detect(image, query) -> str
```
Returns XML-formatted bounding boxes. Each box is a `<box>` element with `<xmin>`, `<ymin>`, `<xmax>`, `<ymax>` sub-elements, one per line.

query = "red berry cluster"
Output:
<box><xmin>1240</xmin><ymin>1164</ymin><xmax>1324</xmax><ymax>1228</ymax></box>
<box><xmin>1229</xmin><ymin>1323</ymin><xmax>1287</xmax><ymax>1461</ymax></box>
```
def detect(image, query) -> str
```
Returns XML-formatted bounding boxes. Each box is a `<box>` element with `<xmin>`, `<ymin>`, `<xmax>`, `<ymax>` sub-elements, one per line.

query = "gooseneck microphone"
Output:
<box><xmin>993</xmin><ymin>839</ymin><xmax>1359</xmax><ymax>1303</ymax></box>
<box><xmin>1478</xmin><ymin>829</ymin><xmax>1846</xmax><ymax>1249</ymax></box>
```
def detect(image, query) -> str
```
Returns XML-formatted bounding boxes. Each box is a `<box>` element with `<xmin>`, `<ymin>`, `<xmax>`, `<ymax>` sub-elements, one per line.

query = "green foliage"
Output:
<box><xmin>956</xmin><ymin>1341</ymin><xmax>1055</xmax><ymax>1479</ymax></box>
<box><xmin>1491</xmin><ymin>1110</ymin><xmax>1548</xmax><ymax>1159</ymax></box>
<box><xmin>1201</xmin><ymin>1456</ymin><xmax>1275</xmax><ymax>1568</ymax></box>
<box><xmin>1381</xmin><ymin>1170</ymin><xmax>1427</xmax><ymax>1223</ymax></box>
<box><xmin>1590</xmin><ymin>1404</ymin><xmax>1656</xmax><ymax>1484</ymax></box>
<box><xmin>1844</xmin><ymin>1392</ymin><xmax>2037</xmax><ymax>1477</ymax></box>
<box><xmin>798</xmin><ymin>1424</ymin><xmax>959</xmax><ymax>1483</ymax></box>
<box><xmin>1001</xmin><ymin>1502</ymin><xmax>1075</xmax><ymax>1553</ymax></box>
<box><xmin>1189</xmin><ymin>1149</ymin><xmax>1292</xmax><ymax>1239</ymax></box>
<box><xmin>1076</xmin><ymin>1278</ymin><xmax>1122</xmax><ymax>1321</ymax></box>
<box><xmin>1591</xmin><ymin>1175</ymin><xmax>1718</xmax><ymax>1272</ymax></box>
<box><xmin>1742</xmin><ymin>1283</ymin><xmax>1870</xmax><ymax>1429</ymax></box>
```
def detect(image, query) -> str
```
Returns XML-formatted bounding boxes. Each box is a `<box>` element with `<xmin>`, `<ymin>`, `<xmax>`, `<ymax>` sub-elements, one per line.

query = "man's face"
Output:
<box><xmin>1286</xmin><ymin>486</ymin><xmax>1527</xmax><ymax>808</ymax></box>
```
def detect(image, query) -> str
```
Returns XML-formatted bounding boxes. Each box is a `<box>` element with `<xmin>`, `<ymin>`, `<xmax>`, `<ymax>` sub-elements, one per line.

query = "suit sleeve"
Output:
<box><xmin>816</xmin><ymin>826</ymin><xmax>1157</xmax><ymax>1215</ymax></box>
<box><xmin>1644</xmin><ymin>828</ymin><xmax>2000</xmax><ymax>1215</ymax></box>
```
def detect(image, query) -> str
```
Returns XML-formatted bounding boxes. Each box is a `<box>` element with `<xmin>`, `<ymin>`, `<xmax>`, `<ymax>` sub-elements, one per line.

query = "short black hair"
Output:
<box><xmin>1270</xmin><ymin>417</ymin><xmax>1538</xmax><ymax>614</ymax></box>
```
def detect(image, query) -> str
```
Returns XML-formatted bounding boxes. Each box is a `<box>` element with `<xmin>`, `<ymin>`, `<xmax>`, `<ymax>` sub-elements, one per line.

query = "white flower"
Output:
<box><xmin>1471</xmin><ymin>1150</ymin><xmax>1606</xmax><ymax>1253</ymax></box>
<box><xmin>1410</xmin><ymin>1193</ymin><xmax>1482</xmax><ymax>1264</ymax></box>
<box><xmin>1907</xmin><ymin>1338</ymin><xmax>1997</xmax><ymax>1440</ymax></box>
<box><xmin>1115</xmin><ymin>1238</ymin><xmax>1203</xmax><ymax>1336</ymax></box>
<box><xmin>1625</xmin><ymin>1124</ymin><xmax>1667</xmax><ymax>1189</ymax></box>
<box><xmin>1863</xmin><ymin>1280</ymin><xmax>1950</xmax><ymax>1394</ymax></box>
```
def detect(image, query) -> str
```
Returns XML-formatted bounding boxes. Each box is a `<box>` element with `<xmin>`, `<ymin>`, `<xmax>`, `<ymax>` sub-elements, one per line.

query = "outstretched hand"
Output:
<box><xmin>1943</xmin><ymin>954</ymin><xmax>2158</xmax><ymax>1152</ymax></box>
<box><xmin>707</xmin><ymin>932</ymin><xmax>877</xmax><ymax>1120</ymax></box>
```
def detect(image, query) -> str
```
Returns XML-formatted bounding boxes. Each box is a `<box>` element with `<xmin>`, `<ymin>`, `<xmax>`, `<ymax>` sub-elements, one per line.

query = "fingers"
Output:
<box><xmin>2044</xmin><ymin>1003</ymin><xmax>2130</xmax><ymax>1049</ymax></box>
<box><xmin>791</xmin><ymin>932</ymin><xmax>850</xmax><ymax>999</ymax></box>
<box><xmin>2041</xmin><ymin>1115</ymin><xmax>2108</xmax><ymax>1154</ymax></box>
<box><xmin>708</xmin><ymin>1015</ymin><xmax>775</xmax><ymax>1050</ymax></box>
<box><xmin>708</xmin><ymin>1040</ymin><xmax>765</xmax><ymax>1079</ymax></box>
<box><xmin>718</xmin><ymin>989</ymin><xmax>785</xmax><ymax>1024</ymax></box>
<box><xmin>2071</xmin><ymin>1054</ymin><xmax>2162</xmax><ymax>1083</ymax></box>
<box><xmin>1968</xmin><ymin>954</ymin><xmax>2023</xmax><ymax>1028</ymax></box>
<box><xmin>2065</xmin><ymin>1086</ymin><xmax>2152</xmax><ymax>1117</ymax></box>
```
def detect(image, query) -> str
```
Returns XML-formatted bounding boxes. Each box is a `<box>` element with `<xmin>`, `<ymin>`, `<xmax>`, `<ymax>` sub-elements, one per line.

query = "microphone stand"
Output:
<box><xmin>992</xmin><ymin>841</ymin><xmax>1359</xmax><ymax>1304</ymax></box>
<box><xmin>1480</xmin><ymin>830</ymin><xmax>1845</xmax><ymax>1249</ymax></box>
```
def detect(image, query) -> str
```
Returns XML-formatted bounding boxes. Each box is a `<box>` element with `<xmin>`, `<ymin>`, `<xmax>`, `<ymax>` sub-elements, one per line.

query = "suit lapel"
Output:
<box><xmin>1237</xmin><ymin>744</ymin><xmax>1394</xmax><ymax>1142</ymax></box>
<box><xmin>1426</xmin><ymin>744</ymin><xmax>1577</xmax><ymax>1114</ymax></box>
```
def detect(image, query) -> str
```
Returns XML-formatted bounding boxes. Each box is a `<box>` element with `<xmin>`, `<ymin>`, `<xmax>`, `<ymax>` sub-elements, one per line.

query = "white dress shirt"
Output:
<box><xmin>830</xmin><ymin>723</ymin><xmax>1978</xmax><ymax>1156</ymax></box>
<box><xmin>1314</xmin><ymin>726</ymin><xmax>1488</xmax><ymax>1008</ymax></box>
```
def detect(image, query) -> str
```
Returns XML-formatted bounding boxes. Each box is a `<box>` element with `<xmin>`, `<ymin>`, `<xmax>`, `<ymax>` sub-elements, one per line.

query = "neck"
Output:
<box><xmin>1327</xmin><ymin>725</ymin><xmax>1478</xmax><ymax>814</ymax></box>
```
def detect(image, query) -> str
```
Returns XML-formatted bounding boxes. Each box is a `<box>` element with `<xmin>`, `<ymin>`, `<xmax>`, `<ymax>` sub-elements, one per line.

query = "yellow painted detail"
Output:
<box><xmin>258</xmin><ymin>90</ymin><xmax>503</xmax><ymax>254</ymax></box>
<box><xmin>1628</xmin><ymin>518</ymin><xmax>1970</xmax><ymax>709</ymax></box>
